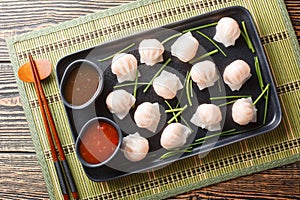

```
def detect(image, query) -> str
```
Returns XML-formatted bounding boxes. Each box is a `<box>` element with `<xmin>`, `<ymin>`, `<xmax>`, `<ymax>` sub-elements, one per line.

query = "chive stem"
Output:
<box><xmin>218</xmin><ymin>99</ymin><xmax>238</xmax><ymax>107</ymax></box>
<box><xmin>263</xmin><ymin>86</ymin><xmax>269</xmax><ymax>125</ymax></box>
<box><xmin>254</xmin><ymin>56</ymin><xmax>264</xmax><ymax>92</ymax></box>
<box><xmin>182</xmin><ymin>22</ymin><xmax>218</xmax><ymax>33</ymax></box>
<box><xmin>210</xmin><ymin>95</ymin><xmax>251</xmax><ymax>100</ymax></box>
<box><xmin>180</xmin><ymin>116</ymin><xmax>194</xmax><ymax>132</ymax></box>
<box><xmin>197</xmin><ymin>31</ymin><xmax>227</xmax><ymax>57</ymax></box>
<box><xmin>241</xmin><ymin>21</ymin><xmax>255</xmax><ymax>53</ymax></box>
<box><xmin>189</xmin><ymin>79</ymin><xmax>193</xmax><ymax>98</ymax></box>
<box><xmin>189</xmin><ymin>49</ymin><xmax>219</xmax><ymax>64</ymax></box>
<box><xmin>143</xmin><ymin>58</ymin><xmax>171</xmax><ymax>93</ymax></box>
<box><xmin>165</xmin><ymin>107</ymin><xmax>186</xmax><ymax>113</ymax></box>
<box><xmin>167</xmin><ymin>104</ymin><xmax>188</xmax><ymax>124</ymax></box>
<box><xmin>161</xmin><ymin>33</ymin><xmax>183</xmax><ymax>44</ymax></box>
<box><xmin>98</xmin><ymin>42</ymin><xmax>135</xmax><ymax>62</ymax></box>
<box><xmin>218</xmin><ymin>79</ymin><xmax>222</xmax><ymax>92</ymax></box>
<box><xmin>186</xmin><ymin>71</ymin><xmax>192</xmax><ymax>106</ymax></box>
<box><xmin>165</xmin><ymin>100</ymin><xmax>178</xmax><ymax>123</ymax></box>
<box><xmin>253</xmin><ymin>84</ymin><xmax>270</xmax><ymax>106</ymax></box>
<box><xmin>113</xmin><ymin>82</ymin><xmax>149</xmax><ymax>89</ymax></box>
<box><xmin>176</xmin><ymin>72</ymin><xmax>189</xmax><ymax>108</ymax></box>
<box><xmin>133</xmin><ymin>70</ymin><xmax>139</xmax><ymax>99</ymax></box>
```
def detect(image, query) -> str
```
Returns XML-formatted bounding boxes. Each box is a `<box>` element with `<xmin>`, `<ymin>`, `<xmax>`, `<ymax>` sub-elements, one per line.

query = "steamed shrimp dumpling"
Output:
<box><xmin>111</xmin><ymin>53</ymin><xmax>138</xmax><ymax>83</ymax></box>
<box><xmin>171</xmin><ymin>32</ymin><xmax>199</xmax><ymax>62</ymax></box>
<box><xmin>190</xmin><ymin>60</ymin><xmax>219</xmax><ymax>90</ymax></box>
<box><xmin>106</xmin><ymin>89</ymin><xmax>135</xmax><ymax>120</ymax></box>
<box><xmin>153</xmin><ymin>70</ymin><xmax>183</xmax><ymax>99</ymax></box>
<box><xmin>122</xmin><ymin>133</ymin><xmax>149</xmax><ymax>162</ymax></box>
<box><xmin>134</xmin><ymin>102</ymin><xmax>161</xmax><ymax>133</ymax></box>
<box><xmin>190</xmin><ymin>104</ymin><xmax>222</xmax><ymax>131</ymax></box>
<box><xmin>139</xmin><ymin>39</ymin><xmax>164</xmax><ymax>66</ymax></box>
<box><xmin>213</xmin><ymin>17</ymin><xmax>241</xmax><ymax>47</ymax></box>
<box><xmin>160</xmin><ymin>123</ymin><xmax>192</xmax><ymax>150</ymax></box>
<box><xmin>223</xmin><ymin>60</ymin><xmax>252</xmax><ymax>91</ymax></box>
<box><xmin>232</xmin><ymin>98</ymin><xmax>257</xmax><ymax>125</ymax></box>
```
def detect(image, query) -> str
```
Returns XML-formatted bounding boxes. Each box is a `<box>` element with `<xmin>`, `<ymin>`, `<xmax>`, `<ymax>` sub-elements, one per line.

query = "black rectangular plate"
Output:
<box><xmin>56</xmin><ymin>6</ymin><xmax>282</xmax><ymax>182</ymax></box>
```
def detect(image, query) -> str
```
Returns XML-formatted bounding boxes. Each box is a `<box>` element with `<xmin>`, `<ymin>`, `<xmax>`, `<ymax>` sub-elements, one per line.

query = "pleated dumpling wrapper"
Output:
<box><xmin>190</xmin><ymin>104</ymin><xmax>222</xmax><ymax>131</ymax></box>
<box><xmin>153</xmin><ymin>70</ymin><xmax>183</xmax><ymax>99</ymax></box>
<box><xmin>111</xmin><ymin>53</ymin><xmax>138</xmax><ymax>83</ymax></box>
<box><xmin>160</xmin><ymin>123</ymin><xmax>192</xmax><ymax>150</ymax></box>
<box><xmin>190</xmin><ymin>60</ymin><xmax>219</xmax><ymax>90</ymax></box>
<box><xmin>122</xmin><ymin>132</ymin><xmax>149</xmax><ymax>162</ymax></box>
<box><xmin>232</xmin><ymin>98</ymin><xmax>257</xmax><ymax>125</ymax></box>
<box><xmin>134</xmin><ymin>102</ymin><xmax>161</xmax><ymax>133</ymax></box>
<box><xmin>223</xmin><ymin>59</ymin><xmax>252</xmax><ymax>91</ymax></box>
<box><xmin>171</xmin><ymin>32</ymin><xmax>199</xmax><ymax>62</ymax></box>
<box><xmin>106</xmin><ymin>89</ymin><xmax>136</xmax><ymax>120</ymax></box>
<box><xmin>139</xmin><ymin>39</ymin><xmax>164</xmax><ymax>66</ymax></box>
<box><xmin>213</xmin><ymin>17</ymin><xmax>241</xmax><ymax>47</ymax></box>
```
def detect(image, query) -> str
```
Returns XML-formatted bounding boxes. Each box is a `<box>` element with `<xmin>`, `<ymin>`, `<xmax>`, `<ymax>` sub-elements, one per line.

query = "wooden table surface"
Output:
<box><xmin>1</xmin><ymin>0</ymin><xmax>299</xmax><ymax>199</ymax></box>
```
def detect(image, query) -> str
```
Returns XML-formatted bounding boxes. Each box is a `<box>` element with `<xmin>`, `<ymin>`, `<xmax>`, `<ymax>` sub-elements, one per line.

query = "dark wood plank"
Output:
<box><xmin>0</xmin><ymin>0</ymin><xmax>135</xmax><ymax>61</ymax></box>
<box><xmin>0</xmin><ymin>0</ymin><xmax>299</xmax><ymax>199</ymax></box>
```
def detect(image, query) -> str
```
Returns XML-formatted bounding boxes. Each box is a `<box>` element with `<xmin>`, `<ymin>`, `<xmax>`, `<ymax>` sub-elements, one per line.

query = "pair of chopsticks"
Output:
<box><xmin>28</xmin><ymin>54</ymin><xmax>79</xmax><ymax>200</ymax></box>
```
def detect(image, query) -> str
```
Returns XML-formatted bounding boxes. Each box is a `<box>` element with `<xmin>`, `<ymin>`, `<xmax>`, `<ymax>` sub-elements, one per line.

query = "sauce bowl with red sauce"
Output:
<box><xmin>75</xmin><ymin>117</ymin><xmax>122</xmax><ymax>168</ymax></box>
<box><xmin>60</xmin><ymin>59</ymin><xmax>104</xmax><ymax>109</ymax></box>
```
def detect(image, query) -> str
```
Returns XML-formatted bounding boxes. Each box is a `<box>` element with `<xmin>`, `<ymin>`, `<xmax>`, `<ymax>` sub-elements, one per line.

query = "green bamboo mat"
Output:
<box><xmin>6</xmin><ymin>0</ymin><xmax>300</xmax><ymax>199</ymax></box>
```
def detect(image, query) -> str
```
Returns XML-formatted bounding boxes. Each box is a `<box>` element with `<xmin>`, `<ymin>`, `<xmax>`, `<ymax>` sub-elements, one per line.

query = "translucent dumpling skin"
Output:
<box><xmin>213</xmin><ymin>17</ymin><xmax>241</xmax><ymax>47</ymax></box>
<box><xmin>160</xmin><ymin>123</ymin><xmax>192</xmax><ymax>150</ymax></box>
<box><xmin>190</xmin><ymin>60</ymin><xmax>219</xmax><ymax>90</ymax></box>
<box><xmin>223</xmin><ymin>60</ymin><xmax>252</xmax><ymax>91</ymax></box>
<box><xmin>139</xmin><ymin>39</ymin><xmax>164</xmax><ymax>66</ymax></box>
<box><xmin>153</xmin><ymin>70</ymin><xmax>183</xmax><ymax>99</ymax></box>
<box><xmin>232</xmin><ymin>98</ymin><xmax>257</xmax><ymax>125</ymax></box>
<box><xmin>106</xmin><ymin>89</ymin><xmax>136</xmax><ymax>120</ymax></box>
<box><xmin>190</xmin><ymin>104</ymin><xmax>222</xmax><ymax>131</ymax></box>
<box><xmin>111</xmin><ymin>53</ymin><xmax>138</xmax><ymax>83</ymax></box>
<box><xmin>134</xmin><ymin>102</ymin><xmax>161</xmax><ymax>133</ymax></box>
<box><xmin>171</xmin><ymin>32</ymin><xmax>199</xmax><ymax>62</ymax></box>
<box><xmin>122</xmin><ymin>133</ymin><xmax>149</xmax><ymax>162</ymax></box>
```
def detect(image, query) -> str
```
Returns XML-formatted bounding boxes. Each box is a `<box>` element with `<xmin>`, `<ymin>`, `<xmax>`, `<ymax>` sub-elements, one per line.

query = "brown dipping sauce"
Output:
<box><xmin>79</xmin><ymin>120</ymin><xmax>119</xmax><ymax>164</ymax></box>
<box><xmin>63</xmin><ymin>63</ymin><xmax>100</xmax><ymax>106</ymax></box>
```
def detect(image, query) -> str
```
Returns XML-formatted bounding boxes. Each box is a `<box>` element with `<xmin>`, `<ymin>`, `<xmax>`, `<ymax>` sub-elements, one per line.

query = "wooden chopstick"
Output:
<box><xmin>28</xmin><ymin>54</ymin><xmax>79</xmax><ymax>200</ymax></box>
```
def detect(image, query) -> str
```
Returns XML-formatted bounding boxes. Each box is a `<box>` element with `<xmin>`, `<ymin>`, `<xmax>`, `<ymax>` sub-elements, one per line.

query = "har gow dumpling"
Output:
<box><xmin>190</xmin><ymin>104</ymin><xmax>222</xmax><ymax>131</ymax></box>
<box><xmin>122</xmin><ymin>132</ymin><xmax>149</xmax><ymax>162</ymax></box>
<box><xmin>134</xmin><ymin>102</ymin><xmax>161</xmax><ymax>133</ymax></box>
<box><xmin>160</xmin><ymin>123</ymin><xmax>192</xmax><ymax>150</ymax></box>
<box><xmin>111</xmin><ymin>53</ymin><xmax>138</xmax><ymax>83</ymax></box>
<box><xmin>139</xmin><ymin>39</ymin><xmax>164</xmax><ymax>66</ymax></box>
<box><xmin>190</xmin><ymin>60</ymin><xmax>219</xmax><ymax>90</ymax></box>
<box><xmin>171</xmin><ymin>32</ymin><xmax>199</xmax><ymax>62</ymax></box>
<box><xmin>153</xmin><ymin>70</ymin><xmax>183</xmax><ymax>99</ymax></box>
<box><xmin>223</xmin><ymin>60</ymin><xmax>252</xmax><ymax>91</ymax></box>
<box><xmin>232</xmin><ymin>98</ymin><xmax>257</xmax><ymax>125</ymax></box>
<box><xmin>213</xmin><ymin>17</ymin><xmax>241</xmax><ymax>47</ymax></box>
<box><xmin>106</xmin><ymin>89</ymin><xmax>135</xmax><ymax>120</ymax></box>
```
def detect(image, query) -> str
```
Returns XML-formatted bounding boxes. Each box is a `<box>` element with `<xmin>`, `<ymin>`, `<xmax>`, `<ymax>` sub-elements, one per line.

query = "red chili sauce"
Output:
<box><xmin>63</xmin><ymin>64</ymin><xmax>100</xmax><ymax>106</ymax></box>
<box><xmin>79</xmin><ymin>120</ymin><xmax>119</xmax><ymax>164</ymax></box>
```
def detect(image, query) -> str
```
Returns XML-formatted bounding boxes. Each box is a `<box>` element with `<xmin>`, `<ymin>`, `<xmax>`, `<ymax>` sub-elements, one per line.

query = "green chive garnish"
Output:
<box><xmin>98</xmin><ymin>42</ymin><xmax>136</xmax><ymax>62</ymax></box>
<box><xmin>113</xmin><ymin>82</ymin><xmax>149</xmax><ymax>89</ymax></box>
<box><xmin>186</xmin><ymin>71</ymin><xmax>193</xmax><ymax>106</ymax></box>
<box><xmin>167</xmin><ymin>104</ymin><xmax>188</xmax><ymax>124</ymax></box>
<box><xmin>189</xmin><ymin>79</ymin><xmax>193</xmax><ymax>98</ymax></box>
<box><xmin>217</xmin><ymin>79</ymin><xmax>222</xmax><ymax>92</ymax></box>
<box><xmin>197</xmin><ymin>31</ymin><xmax>227</xmax><ymax>57</ymax></box>
<box><xmin>254</xmin><ymin>56</ymin><xmax>264</xmax><ymax>92</ymax></box>
<box><xmin>161</xmin><ymin>33</ymin><xmax>183</xmax><ymax>44</ymax></box>
<box><xmin>133</xmin><ymin>70</ymin><xmax>139</xmax><ymax>99</ymax></box>
<box><xmin>210</xmin><ymin>95</ymin><xmax>251</xmax><ymax>100</ymax></box>
<box><xmin>182</xmin><ymin>22</ymin><xmax>218</xmax><ymax>33</ymax></box>
<box><xmin>180</xmin><ymin>116</ymin><xmax>194</xmax><ymax>133</ymax></box>
<box><xmin>143</xmin><ymin>58</ymin><xmax>171</xmax><ymax>93</ymax></box>
<box><xmin>253</xmin><ymin>84</ymin><xmax>270</xmax><ymax>106</ymax></box>
<box><xmin>263</xmin><ymin>87</ymin><xmax>269</xmax><ymax>125</ymax></box>
<box><xmin>165</xmin><ymin>100</ymin><xmax>178</xmax><ymax>123</ymax></box>
<box><xmin>165</xmin><ymin>107</ymin><xmax>186</xmax><ymax>113</ymax></box>
<box><xmin>241</xmin><ymin>21</ymin><xmax>255</xmax><ymax>53</ymax></box>
<box><xmin>189</xmin><ymin>49</ymin><xmax>219</xmax><ymax>64</ymax></box>
<box><xmin>218</xmin><ymin>99</ymin><xmax>238</xmax><ymax>107</ymax></box>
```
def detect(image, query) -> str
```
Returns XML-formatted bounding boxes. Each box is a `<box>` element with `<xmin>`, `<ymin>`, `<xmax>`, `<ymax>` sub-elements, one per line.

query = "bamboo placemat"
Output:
<box><xmin>6</xmin><ymin>0</ymin><xmax>300</xmax><ymax>199</ymax></box>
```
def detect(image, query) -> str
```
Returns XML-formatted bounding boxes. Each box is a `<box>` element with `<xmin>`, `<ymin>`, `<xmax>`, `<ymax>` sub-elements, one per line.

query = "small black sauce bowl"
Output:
<box><xmin>59</xmin><ymin>59</ymin><xmax>104</xmax><ymax>110</ymax></box>
<box><xmin>75</xmin><ymin>117</ymin><xmax>123</xmax><ymax>168</ymax></box>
